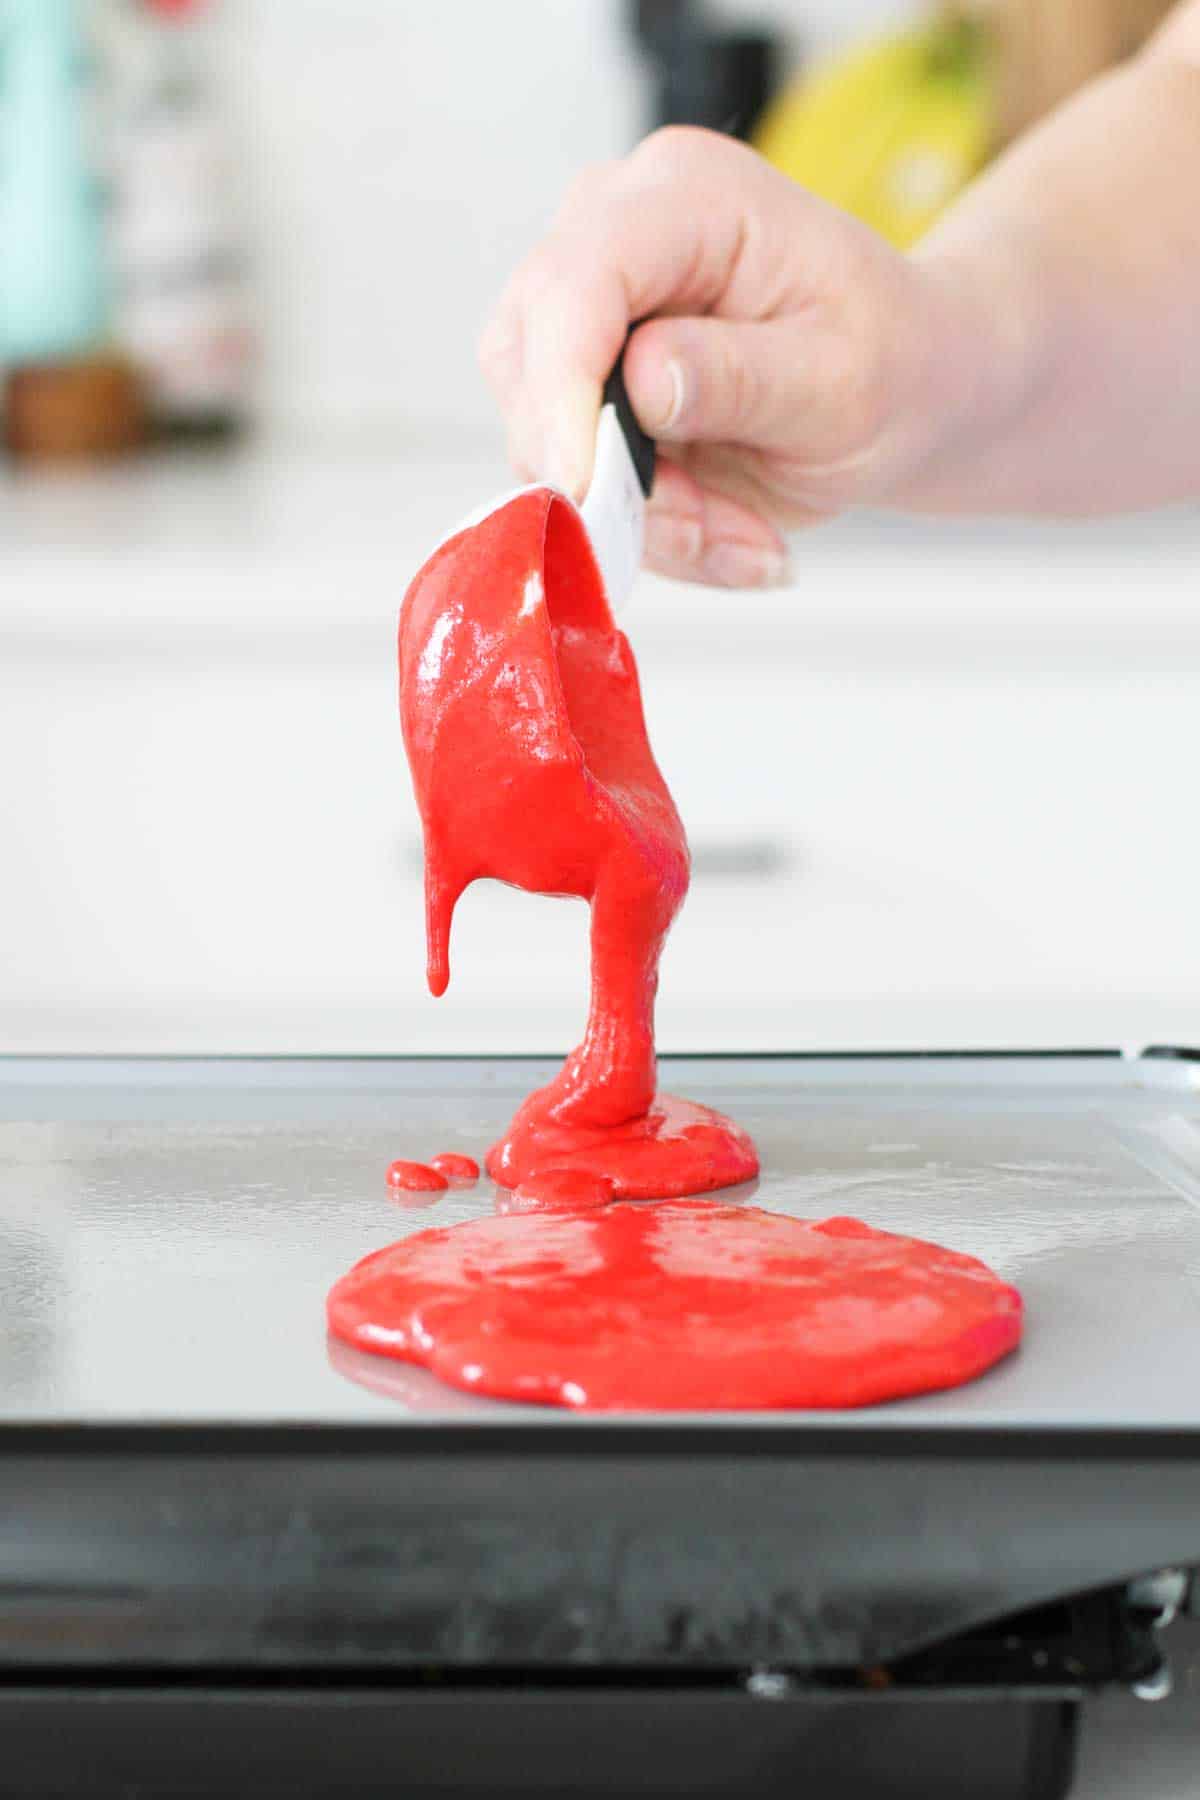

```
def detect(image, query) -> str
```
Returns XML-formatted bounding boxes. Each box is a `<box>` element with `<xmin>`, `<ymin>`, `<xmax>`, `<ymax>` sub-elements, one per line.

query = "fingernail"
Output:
<box><xmin>702</xmin><ymin>542</ymin><xmax>791</xmax><ymax>590</ymax></box>
<box><xmin>640</xmin><ymin>357</ymin><xmax>687</xmax><ymax>433</ymax></box>
<box><xmin>644</xmin><ymin>511</ymin><xmax>704</xmax><ymax>567</ymax></box>
<box><xmin>544</xmin><ymin>435</ymin><xmax>589</xmax><ymax>500</ymax></box>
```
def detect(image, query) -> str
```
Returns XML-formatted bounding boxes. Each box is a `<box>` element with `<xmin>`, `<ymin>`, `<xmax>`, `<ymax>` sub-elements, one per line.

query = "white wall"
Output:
<box><xmin>221</xmin><ymin>1</ymin><xmax>644</xmax><ymax>442</ymax></box>
<box><xmin>717</xmin><ymin>0</ymin><xmax>914</xmax><ymax>56</ymax></box>
<box><xmin>217</xmin><ymin>0</ymin><xmax>902</xmax><ymax>444</ymax></box>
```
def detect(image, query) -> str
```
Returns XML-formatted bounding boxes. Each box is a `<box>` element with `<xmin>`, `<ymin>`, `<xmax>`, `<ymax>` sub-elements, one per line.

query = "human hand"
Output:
<box><xmin>479</xmin><ymin>126</ymin><xmax>1003</xmax><ymax>588</ymax></box>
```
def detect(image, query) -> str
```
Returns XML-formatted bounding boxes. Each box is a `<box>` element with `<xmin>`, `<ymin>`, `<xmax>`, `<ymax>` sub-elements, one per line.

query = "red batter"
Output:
<box><xmin>498</xmin><ymin>1168</ymin><xmax>615</xmax><ymax>1215</ymax></box>
<box><xmin>386</xmin><ymin>1159</ymin><xmax>447</xmax><ymax>1194</ymax></box>
<box><xmin>398</xmin><ymin>487</ymin><xmax>756</xmax><ymax>1197</ymax></box>
<box><xmin>331</xmin><ymin>482</ymin><xmax>1027</xmax><ymax>1413</ymax></box>
<box><xmin>429</xmin><ymin>1152</ymin><xmax>480</xmax><ymax>1186</ymax></box>
<box><xmin>327</xmin><ymin>1202</ymin><xmax>1022</xmax><ymax>1411</ymax></box>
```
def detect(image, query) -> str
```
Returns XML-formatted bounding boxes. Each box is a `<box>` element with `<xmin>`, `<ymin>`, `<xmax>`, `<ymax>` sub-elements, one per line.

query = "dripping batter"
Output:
<box><xmin>398</xmin><ymin>485</ymin><xmax>758</xmax><ymax>1198</ymax></box>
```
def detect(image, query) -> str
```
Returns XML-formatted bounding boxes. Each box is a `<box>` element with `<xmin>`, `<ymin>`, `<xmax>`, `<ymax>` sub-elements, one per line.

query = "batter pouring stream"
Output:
<box><xmin>399</xmin><ymin>486</ymin><xmax>758</xmax><ymax>1198</ymax></box>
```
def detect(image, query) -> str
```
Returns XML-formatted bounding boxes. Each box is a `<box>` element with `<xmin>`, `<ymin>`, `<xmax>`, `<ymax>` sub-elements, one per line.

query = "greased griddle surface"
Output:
<box><xmin>2</xmin><ymin>1054</ymin><xmax>1199</xmax><ymax>1430</ymax></box>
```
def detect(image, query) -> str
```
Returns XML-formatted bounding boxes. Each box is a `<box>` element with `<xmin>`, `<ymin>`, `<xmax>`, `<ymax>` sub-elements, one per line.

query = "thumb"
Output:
<box><xmin>623</xmin><ymin>315</ymin><xmax>795</xmax><ymax>448</ymax></box>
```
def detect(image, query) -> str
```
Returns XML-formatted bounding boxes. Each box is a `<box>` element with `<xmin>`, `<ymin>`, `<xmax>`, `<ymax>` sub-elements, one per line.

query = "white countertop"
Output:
<box><xmin>4</xmin><ymin>438</ymin><xmax>1199</xmax><ymax>645</ymax></box>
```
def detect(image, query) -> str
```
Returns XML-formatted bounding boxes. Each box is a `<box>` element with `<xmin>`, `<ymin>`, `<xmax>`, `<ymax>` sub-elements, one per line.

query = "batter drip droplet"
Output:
<box><xmin>386</xmin><ymin>1159</ymin><xmax>447</xmax><ymax>1194</ymax></box>
<box><xmin>429</xmin><ymin>1152</ymin><xmax>480</xmax><ymax>1186</ymax></box>
<box><xmin>499</xmin><ymin>1169</ymin><xmax>615</xmax><ymax>1215</ymax></box>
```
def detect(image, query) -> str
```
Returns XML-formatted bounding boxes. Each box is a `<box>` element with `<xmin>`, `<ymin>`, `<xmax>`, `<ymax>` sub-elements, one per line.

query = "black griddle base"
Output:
<box><xmin>1</xmin><ymin>1684</ymin><xmax>1079</xmax><ymax>1800</ymax></box>
<box><xmin>4</xmin><ymin>1428</ymin><xmax>1197</xmax><ymax>1675</ymax></box>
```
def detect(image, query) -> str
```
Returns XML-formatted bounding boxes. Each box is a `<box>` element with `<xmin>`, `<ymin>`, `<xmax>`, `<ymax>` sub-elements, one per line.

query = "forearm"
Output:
<box><xmin>897</xmin><ymin>25</ymin><xmax>1200</xmax><ymax>515</ymax></box>
<box><xmin>481</xmin><ymin>23</ymin><xmax>1200</xmax><ymax>583</ymax></box>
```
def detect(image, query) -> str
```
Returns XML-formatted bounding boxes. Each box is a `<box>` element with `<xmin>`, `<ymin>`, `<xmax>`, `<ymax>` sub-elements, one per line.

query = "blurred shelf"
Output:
<box><xmin>2</xmin><ymin>440</ymin><xmax>1199</xmax><ymax>673</ymax></box>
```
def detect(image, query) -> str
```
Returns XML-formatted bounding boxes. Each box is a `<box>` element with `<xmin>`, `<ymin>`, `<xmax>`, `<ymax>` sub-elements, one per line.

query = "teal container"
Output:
<box><xmin>0</xmin><ymin>0</ymin><xmax>109</xmax><ymax>364</ymax></box>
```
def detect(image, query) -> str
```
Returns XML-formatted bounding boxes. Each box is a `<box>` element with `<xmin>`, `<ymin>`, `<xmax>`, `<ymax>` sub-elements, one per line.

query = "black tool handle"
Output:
<box><xmin>603</xmin><ymin>332</ymin><xmax>656</xmax><ymax>499</ymax></box>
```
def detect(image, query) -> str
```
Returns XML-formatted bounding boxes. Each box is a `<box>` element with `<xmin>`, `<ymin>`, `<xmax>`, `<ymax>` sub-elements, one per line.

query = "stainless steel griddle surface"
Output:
<box><xmin>3</xmin><ymin>1052</ymin><xmax>1200</xmax><ymax>1431</ymax></box>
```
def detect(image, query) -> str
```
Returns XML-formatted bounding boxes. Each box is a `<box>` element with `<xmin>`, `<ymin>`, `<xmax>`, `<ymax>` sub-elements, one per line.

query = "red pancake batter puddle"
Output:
<box><xmin>398</xmin><ymin>487</ymin><xmax>755</xmax><ymax>1198</ymax></box>
<box><xmin>327</xmin><ymin>1202</ymin><xmax>1022</xmax><ymax>1411</ymax></box>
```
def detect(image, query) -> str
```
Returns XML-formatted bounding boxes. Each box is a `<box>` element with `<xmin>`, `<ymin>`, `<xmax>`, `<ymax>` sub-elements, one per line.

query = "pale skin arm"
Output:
<box><xmin>479</xmin><ymin>2</ymin><xmax>1200</xmax><ymax>588</ymax></box>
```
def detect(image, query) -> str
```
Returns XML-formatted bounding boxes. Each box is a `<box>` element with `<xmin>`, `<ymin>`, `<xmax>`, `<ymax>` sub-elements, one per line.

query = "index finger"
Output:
<box><xmin>482</xmin><ymin>129</ymin><xmax>777</xmax><ymax>498</ymax></box>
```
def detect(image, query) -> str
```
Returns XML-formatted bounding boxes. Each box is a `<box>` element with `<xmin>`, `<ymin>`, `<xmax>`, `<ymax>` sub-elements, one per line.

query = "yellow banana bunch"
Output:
<box><xmin>753</xmin><ymin>18</ymin><xmax>994</xmax><ymax>248</ymax></box>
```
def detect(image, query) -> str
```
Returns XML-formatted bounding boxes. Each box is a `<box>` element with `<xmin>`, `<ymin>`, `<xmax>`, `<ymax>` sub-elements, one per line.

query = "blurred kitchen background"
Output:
<box><xmin>1</xmin><ymin>0</ymin><xmax>1197</xmax><ymax>1059</ymax></box>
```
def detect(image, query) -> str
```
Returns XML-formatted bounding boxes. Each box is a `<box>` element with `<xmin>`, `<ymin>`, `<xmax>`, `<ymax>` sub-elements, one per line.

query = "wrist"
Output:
<box><xmin>883</xmin><ymin>221</ymin><xmax>1047</xmax><ymax>511</ymax></box>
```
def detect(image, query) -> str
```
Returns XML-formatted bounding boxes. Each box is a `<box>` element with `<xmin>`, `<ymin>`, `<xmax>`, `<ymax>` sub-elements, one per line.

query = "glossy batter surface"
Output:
<box><xmin>488</xmin><ymin>1091</ymin><xmax>758</xmax><ymax>1198</ymax></box>
<box><xmin>385</xmin><ymin>1159</ymin><xmax>447</xmax><ymax>1194</ymax></box>
<box><xmin>398</xmin><ymin>487</ymin><xmax>757</xmax><ymax>1197</ymax></box>
<box><xmin>499</xmin><ymin>1168</ymin><xmax>616</xmax><ymax>1215</ymax></box>
<box><xmin>326</xmin><ymin>1202</ymin><xmax>1023</xmax><ymax>1411</ymax></box>
<box><xmin>429</xmin><ymin>1152</ymin><xmax>480</xmax><ymax>1186</ymax></box>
